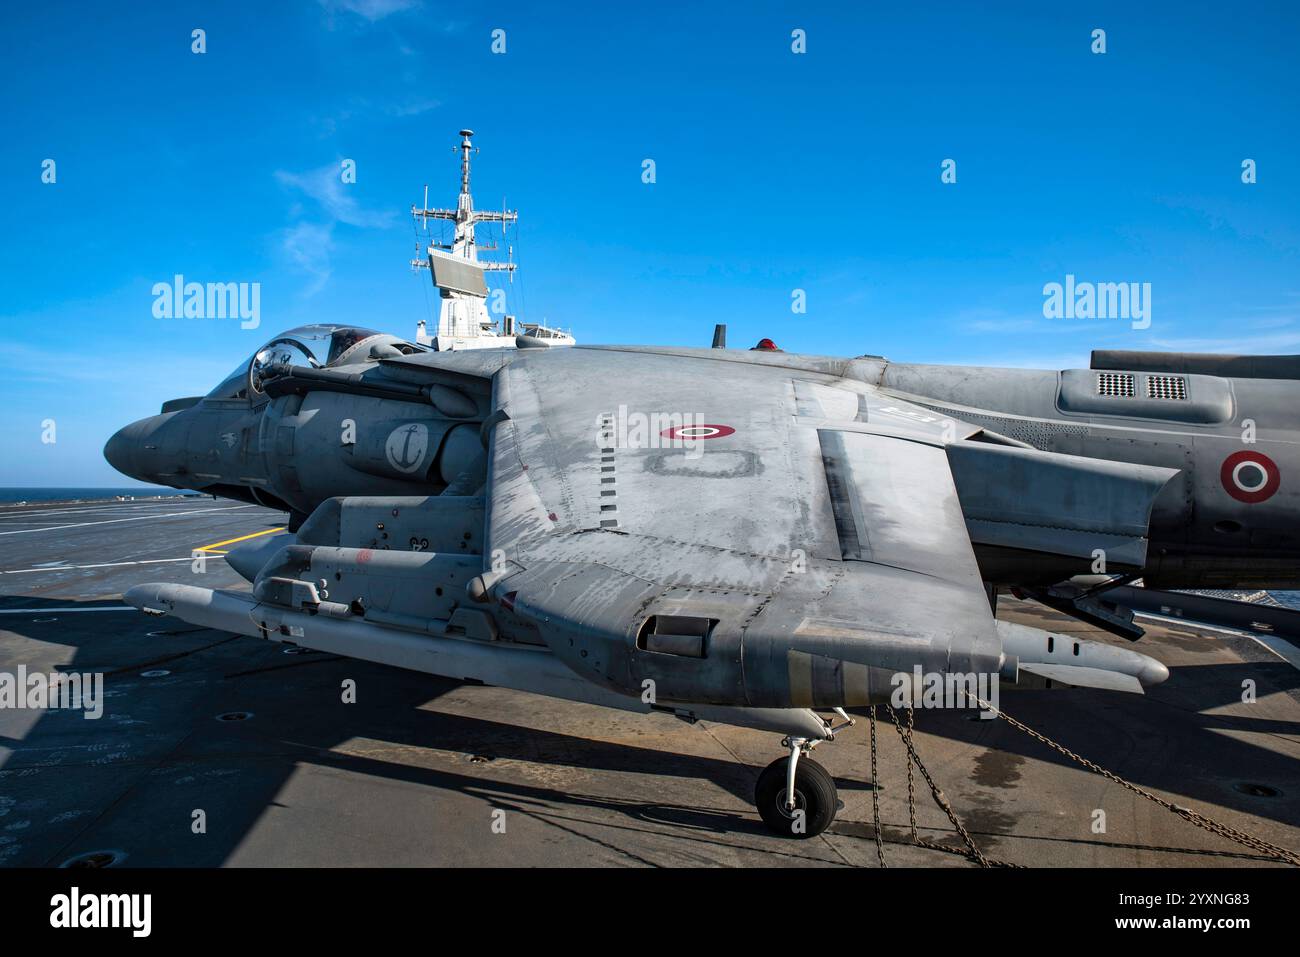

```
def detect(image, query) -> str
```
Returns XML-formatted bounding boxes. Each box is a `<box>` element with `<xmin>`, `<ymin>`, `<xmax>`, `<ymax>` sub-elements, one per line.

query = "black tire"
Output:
<box><xmin>754</xmin><ymin>755</ymin><xmax>837</xmax><ymax>838</ymax></box>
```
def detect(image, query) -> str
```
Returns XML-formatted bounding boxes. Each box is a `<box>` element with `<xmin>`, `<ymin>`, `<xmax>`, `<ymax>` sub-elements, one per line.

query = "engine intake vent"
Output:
<box><xmin>1146</xmin><ymin>374</ymin><xmax>1188</xmax><ymax>400</ymax></box>
<box><xmin>1097</xmin><ymin>372</ymin><xmax>1135</xmax><ymax>397</ymax></box>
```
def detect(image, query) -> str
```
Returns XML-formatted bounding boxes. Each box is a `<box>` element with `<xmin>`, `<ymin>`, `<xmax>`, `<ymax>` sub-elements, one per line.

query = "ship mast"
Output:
<box><xmin>411</xmin><ymin>129</ymin><xmax>517</xmax><ymax>277</ymax></box>
<box><xmin>409</xmin><ymin>129</ymin><xmax>573</xmax><ymax>351</ymax></box>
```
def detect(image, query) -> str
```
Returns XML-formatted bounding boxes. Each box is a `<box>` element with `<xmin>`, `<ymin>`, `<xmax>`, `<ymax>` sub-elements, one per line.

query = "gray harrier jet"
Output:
<box><xmin>105</xmin><ymin>324</ymin><xmax>1299</xmax><ymax>836</ymax></box>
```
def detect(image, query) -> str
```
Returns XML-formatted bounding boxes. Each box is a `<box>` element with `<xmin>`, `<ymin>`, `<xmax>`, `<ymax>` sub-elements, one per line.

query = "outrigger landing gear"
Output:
<box><xmin>755</xmin><ymin>709</ymin><xmax>854</xmax><ymax>838</ymax></box>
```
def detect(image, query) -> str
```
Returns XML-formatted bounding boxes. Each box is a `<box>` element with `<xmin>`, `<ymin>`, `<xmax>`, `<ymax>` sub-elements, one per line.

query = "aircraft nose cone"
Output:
<box><xmin>104</xmin><ymin>414</ymin><xmax>170</xmax><ymax>482</ymax></box>
<box><xmin>103</xmin><ymin>425</ymin><xmax>138</xmax><ymax>479</ymax></box>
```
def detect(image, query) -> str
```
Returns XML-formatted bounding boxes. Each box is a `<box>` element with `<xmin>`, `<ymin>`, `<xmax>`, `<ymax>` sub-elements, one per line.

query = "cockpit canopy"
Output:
<box><xmin>206</xmin><ymin>324</ymin><xmax>427</xmax><ymax>400</ymax></box>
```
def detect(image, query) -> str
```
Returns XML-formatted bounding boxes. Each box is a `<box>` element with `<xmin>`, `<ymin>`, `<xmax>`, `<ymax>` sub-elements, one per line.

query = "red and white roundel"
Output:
<box><xmin>660</xmin><ymin>424</ymin><xmax>736</xmax><ymax>440</ymax></box>
<box><xmin>1220</xmin><ymin>450</ymin><xmax>1281</xmax><ymax>504</ymax></box>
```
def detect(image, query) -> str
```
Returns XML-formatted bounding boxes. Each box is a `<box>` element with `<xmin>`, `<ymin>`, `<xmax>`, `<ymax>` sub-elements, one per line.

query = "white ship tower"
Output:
<box><xmin>411</xmin><ymin>129</ymin><xmax>574</xmax><ymax>350</ymax></box>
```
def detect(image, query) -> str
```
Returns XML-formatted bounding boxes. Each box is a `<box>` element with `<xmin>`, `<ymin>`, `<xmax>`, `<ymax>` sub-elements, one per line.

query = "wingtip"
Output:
<box><xmin>123</xmin><ymin>584</ymin><xmax>172</xmax><ymax>616</ymax></box>
<box><xmin>1140</xmin><ymin>659</ymin><xmax>1171</xmax><ymax>687</ymax></box>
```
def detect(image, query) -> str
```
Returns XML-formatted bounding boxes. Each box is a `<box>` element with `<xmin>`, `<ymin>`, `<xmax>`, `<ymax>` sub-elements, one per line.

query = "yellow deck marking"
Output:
<box><xmin>196</xmin><ymin>526</ymin><xmax>286</xmax><ymax>554</ymax></box>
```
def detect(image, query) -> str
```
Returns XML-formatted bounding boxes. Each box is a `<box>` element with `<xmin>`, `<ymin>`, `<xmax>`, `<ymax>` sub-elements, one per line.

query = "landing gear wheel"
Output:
<box><xmin>755</xmin><ymin>755</ymin><xmax>837</xmax><ymax>838</ymax></box>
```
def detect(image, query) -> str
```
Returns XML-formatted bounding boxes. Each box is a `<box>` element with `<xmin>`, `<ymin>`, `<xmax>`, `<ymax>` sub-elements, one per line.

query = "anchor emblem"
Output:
<box><xmin>385</xmin><ymin>423</ymin><xmax>429</xmax><ymax>475</ymax></box>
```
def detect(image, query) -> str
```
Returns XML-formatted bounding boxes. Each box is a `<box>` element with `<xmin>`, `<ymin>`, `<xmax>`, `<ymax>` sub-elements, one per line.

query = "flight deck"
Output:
<box><xmin>2</xmin><ymin>496</ymin><xmax>1298</xmax><ymax>867</ymax></box>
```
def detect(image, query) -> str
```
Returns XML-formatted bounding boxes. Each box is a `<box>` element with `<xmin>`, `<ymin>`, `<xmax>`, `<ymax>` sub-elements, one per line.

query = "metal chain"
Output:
<box><xmin>868</xmin><ymin>705</ymin><xmax>887</xmax><ymax>868</ymax></box>
<box><xmin>865</xmin><ymin>703</ymin><xmax>1016</xmax><ymax>868</ymax></box>
<box><xmin>884</xmin><ymin>705</ymin><xmax>1011</xmax><ymax>868</ymax></box>
<box><xmin>859</xmin><ymin>692</ymin><xmax>1298</xmax><ymax>868</ymax></box>
<box><xmin>906</xmin><ymin>705</ymin><xmax>918</xmax><ymax>842</ymax></box>
<box><xmin>962</xmin><ymin>692</ymin><xmax>1300</xmax><ymax>867</ymax></box>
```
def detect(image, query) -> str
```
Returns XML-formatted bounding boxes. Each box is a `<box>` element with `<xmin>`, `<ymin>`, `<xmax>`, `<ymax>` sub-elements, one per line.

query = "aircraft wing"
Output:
<box><xmin>481</xmin><ymin>346</ymin><xmax>1004</xmax><ymax>709</ymax></box>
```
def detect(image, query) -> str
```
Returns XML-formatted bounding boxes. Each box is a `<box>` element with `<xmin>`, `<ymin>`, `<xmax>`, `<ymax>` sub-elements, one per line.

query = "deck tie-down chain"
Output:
<box><xmin>863</xmin><ymin>701</ymin><xmax>1300</xmax><ymax>869</ymax></box>
<box><xmin>872</xmin><ymin>705</ymin><xmax>1016</xmax><ymax>868</ymax></box>
<box><xmin>867</xmin><ymin>706</ymin><xmax>886</xmax><ymax>868</ymax></box>
<box><xmin>963</xmin><ymin>693</ymin><xmax>1300</xmax><ymax>868</ymax></box>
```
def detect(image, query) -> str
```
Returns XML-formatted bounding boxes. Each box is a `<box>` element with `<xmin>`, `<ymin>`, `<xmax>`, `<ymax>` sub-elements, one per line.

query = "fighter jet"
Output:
<box><xmin>105</xmin><ymin>324</ymin><xmax>1299</xmax><ymax>836</ymax></box>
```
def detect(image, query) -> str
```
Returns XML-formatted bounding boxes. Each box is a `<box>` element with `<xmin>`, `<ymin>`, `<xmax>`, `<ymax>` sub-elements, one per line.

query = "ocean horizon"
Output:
<box><xmin>0</xmin><ymin>486</ymin><xmax>198</xmax><ymax>504</ymax></box>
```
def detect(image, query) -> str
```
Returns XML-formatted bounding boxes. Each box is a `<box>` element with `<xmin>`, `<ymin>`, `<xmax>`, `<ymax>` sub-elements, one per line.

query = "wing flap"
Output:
<box><xmin>818</xmin><ymin>429</ymin><xmax>988</xmax><ymax>591</ymax></box>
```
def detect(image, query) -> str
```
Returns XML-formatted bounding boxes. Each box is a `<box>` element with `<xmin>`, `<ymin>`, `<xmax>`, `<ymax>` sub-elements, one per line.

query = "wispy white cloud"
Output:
<box><xmin>317</xmin><ymin>0</ymin><xmax>420</xmax><ymax>24</ymax></box>
<box><xmin>951</xmin><ymin>306</ymin><xmax>1117</xmax><ymax>337</ymax></box>
<box><xmin>274</xmin><ymin>160</ymin><xmax>398</xmax><ymax>298</ymax></box>
<box><xmin>277</xmin><ymin>222</ymin><xmax>336</xmax><ymax>299</ymax></box>
<box><xmin>1147</xmin><ymin>327</ymin><xmax>1300</xmax><ymax>354</ymax></box>
<box><xmin>275</xmin><ymin>163</ymin><xmax>395</xmax><ymax>229</ymax></box>
<box><xmin>310</xmin><ymin>95</ymin><xmax>442</xmax><ymax>137</ymax></box>
<box><xmin>387</xmin><ymin>97</ymin><xmax>441</xmax><ymax>117</ymax></box>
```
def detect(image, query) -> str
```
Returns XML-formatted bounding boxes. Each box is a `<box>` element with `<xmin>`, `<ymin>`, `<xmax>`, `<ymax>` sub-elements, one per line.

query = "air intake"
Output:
<box><xmin>1146</xmin><ymin>374</ymin><xmax>1187</xmax><ymax>400</ymax></box>
<box><xmin>1097</xmin><ymin>372</ymin><xmax>1135</xmax><ymax>397</ymax></box>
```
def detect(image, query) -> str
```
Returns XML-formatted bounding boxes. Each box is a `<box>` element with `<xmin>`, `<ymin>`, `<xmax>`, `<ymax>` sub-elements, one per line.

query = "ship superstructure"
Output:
<box><xmin>411</xmin><ymin>129</ymin><xmax>574</xmax><ymax>350</ymax></box>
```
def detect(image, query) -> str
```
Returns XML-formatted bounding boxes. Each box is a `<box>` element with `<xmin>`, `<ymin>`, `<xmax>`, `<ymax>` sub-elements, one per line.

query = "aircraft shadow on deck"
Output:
<box><xmin>0</xmin><ymin>595</ymin><xmax>1297</xmax><ymax>866</ymax></box>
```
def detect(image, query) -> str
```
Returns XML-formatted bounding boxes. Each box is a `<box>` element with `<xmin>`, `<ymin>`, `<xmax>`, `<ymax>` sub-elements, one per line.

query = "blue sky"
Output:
<box><xmin>2</xmin><ymin>1</ymin><xmax>1298</xmax><ymax>485</ymax></box>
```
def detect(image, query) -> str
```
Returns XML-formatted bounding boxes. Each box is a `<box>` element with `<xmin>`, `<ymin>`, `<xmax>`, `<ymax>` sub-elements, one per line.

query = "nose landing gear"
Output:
<box><xmin>755</xmin><ymin>709</ymin><xmax>854</xmax><ymax>838</ymax></box>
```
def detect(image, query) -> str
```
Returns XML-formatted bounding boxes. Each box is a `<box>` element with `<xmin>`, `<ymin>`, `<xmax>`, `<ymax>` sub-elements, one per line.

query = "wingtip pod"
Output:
<box><xmin>996</xmin><ymin>620</ymin><xmax>1170</xmax><ymax>692</ymax></box>
<box><xmin>1146</xmin><ymin>658</ymin><xmax>1172</xmax><ymax>686</ymax></box>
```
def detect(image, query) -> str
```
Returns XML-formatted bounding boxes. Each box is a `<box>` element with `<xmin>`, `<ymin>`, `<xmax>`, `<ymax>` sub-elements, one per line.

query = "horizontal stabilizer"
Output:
<box><xmin>947</xmin><ymin>440</ymin><xmax>1178</xmax><ymax>571</ymax></box>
